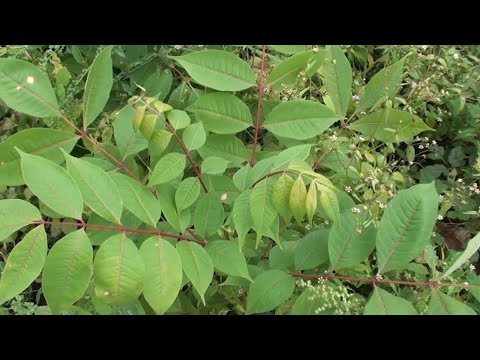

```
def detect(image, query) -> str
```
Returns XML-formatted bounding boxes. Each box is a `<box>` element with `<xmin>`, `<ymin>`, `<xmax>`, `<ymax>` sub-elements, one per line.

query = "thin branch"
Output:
<box><xmin>249</xmin><ymin>45</ymin><xmax>267</xmax><ymax>167</ymax></box>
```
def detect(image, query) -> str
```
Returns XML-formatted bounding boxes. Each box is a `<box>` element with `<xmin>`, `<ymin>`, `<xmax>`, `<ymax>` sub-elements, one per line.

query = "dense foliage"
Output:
<box><xmin>0</xmin><ymin>45</ymin><xmax>480</xmax><ymax>315</ymax></box>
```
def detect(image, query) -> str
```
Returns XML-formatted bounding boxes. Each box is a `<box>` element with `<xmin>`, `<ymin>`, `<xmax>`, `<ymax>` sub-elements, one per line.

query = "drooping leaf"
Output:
<box><xmin>113</xmin><ymin>104</ymin><xmax>148</xmax><ymax>159</ymax></box>
<box><xmin>83</xmin><ymin>46</ymin><xmax>114</xmax><ymax>128</ymax></box>
<box><xmin>140</xmin><ymin>236</ymin><xmax>183</xmax><ymax>315</ymax></box>
<box><xmin>318</xmin><ymin>184</ymin><xmax>341</xmax><ymax>224</ymax></box>
<box><xmin>0</xmin><ymin>128</ymin><xmax>79</xmax><ymax>186</ymax></box>
<box><xmin>182</xmin><ymin>123</ymin><xmax>206</xmax><ymax>151</ymax></box>
<box><xmin>193</xmin><ymin>192</ymin><xmax>225</xmax><ymax>238</ymax></box>
<box><xmin>232</xmin><ymin>190</ymin><xmax>253</xmax><ymax>248</ymax></box>
<box><xmin>149</xmin><ymin>153</ymin><xmax>186</xmax><ymax>186</ymax></box>
<box><xmin>376</xmin><ymin>183</ymin><xmax>438</xmax><ymax>274</ymax></box>
<box><xmin>364</xmin><ymin>287</ymin><xmax>417</xmax><ymax>315</ymax></box>
<box><xmin>246</xmin><ymin>269</ymin><xmax>296</xmax><ymax>314</ymax></box>
<box><xmin>175</xmin><ymin>177</ymin><xmax>201</xmax><ymax>212</ymax></box>
<box><xmin>170</xmin><ymin>50</ymin><xmax>256</xmax><ymax>91</ymax></box>
<box><xmin>272</xmin><ymin>173</ymin><xmax>294</xmax><ymax>222</ymax></box>
<box><xmin>156</xmin><ymin>184</ymin><xmax>191</xmax><ymax>233</ymax></box>
<box><xmin>42</xmin><ymin>229</ymin><xmax>93</xmax><ymax>312</ymax></box>
<box><xmin>0</xmin><ymin>199</ymin><xmax>41</xmax><ymax>242</ymax></box>
<box><xmin>18</xmin><ymin>149</ymin><xmax>84</xmax><ymax>220</ymax></box>
<box><xmin>294</xmin><ymin>228</ymin><xmax>330</xmax><ymax>271</ymax></box>
<box><xmin>289</xmin><ymin>176</ymin><xmax>307</xmax><ymax>223</ymax></box>
<box><xmin>263</xmin><ymin>100</ymin><xmax>341</xmax><ymax>140</ymax></box>
<box><xmin>206</xmin><ymin>240</ymin><xmax>251</xmax><ymax>280</ymax></box>
<box><xmin>198</xmin><ymin>134</ymin><xmax>250</xmax><ymax>166</ymax></box>
<box><xmin>428</xmin><ymin>288</ymin><xmax>476</xmax><ymax>315</ymax></box>
<box><xmin>250</xmin><ymin>178</ymin><xmax>277</xmax><ymax>246</ymax></box>
<box><xmin>305</xmin><ymin>184</ymin><xmax>317</xmax><ymax>226</ymax></box>
<box><xmin>0</xmin><ymin>225</ymin><xmax>47</xmax><ymax>305</ymax></box>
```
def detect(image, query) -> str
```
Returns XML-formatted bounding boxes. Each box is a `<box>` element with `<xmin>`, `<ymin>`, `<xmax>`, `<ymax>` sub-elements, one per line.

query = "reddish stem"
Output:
<box><xmin>249</xmin><ymin>45</ymin><xmax>267</xmax><ymax>167</ymax></box>
<box><xmin>33</xmin><ymin>219</ymin><xmax>206</xmax><ymax>246</ymax></box>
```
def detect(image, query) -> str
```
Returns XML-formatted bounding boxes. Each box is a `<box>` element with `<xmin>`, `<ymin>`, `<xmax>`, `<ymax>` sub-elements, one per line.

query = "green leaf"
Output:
<box><xmin>170</xmin><ymin>50</ymin><xmax>256</xmax><ymax>91</ymax></box>
<box><xmin>193</xmin><ymin>192</ymin><xmax>225</xmax><ymax>238</ymax></box>
<box><xmin>175</xmin><ymin>177</ymin><xmax>201</xmax><ymax>212</ymax></box>
<box><xmin>318</xmin><ymin>45</ymin><xmax>352</xmax><ymax>117</ymax></box>
<box><xmin>198</xmin><ymin>134</ymin><xmax>249</xmax><ymax>166</ymax></box>
<box><xmin>206</xmin><ymin>240</ymin><xmax>251</xmax><ymax>280</ymax></box>
<box><xmin>94</xmin><ymin>233</ymin><xmax>145</xmax><ymax>305</ymax></box>
<box><xmin>83</xmin><ymin>46</ymin><xmax>114</xmax><ymax>128</ymax></box>
<box><xmin>18</xmin><ymin>149</ymin><xmax>83</xmax><ymax>220</ymax></box>
<box><xmin>441</xmin><ymin>231</ymin><xmax>480</xmax><ymax>279</ymax></box>
<box><xmin>428</xmin><ymin>289</ymin><xmax>476</xmax><ymax>315</ymax></box>
<box><xmin>250</xmin><ymin>178</ymin><xmax>277</xmax><ymax>246</ymax></box>
<box><xmin>189</xmin><ymin>92</ymin><xmax>253</xmax><ymax>134</ymax></box>
<box><xmin>140</xmin><ymin>236</ymin><xmax>183</xmax><ymax>314</ymax></box>
<box><xmin>0</xmin><ymin>128</ymin><xmax>79</xmax><ymax>186</ymax></box>
<box><xmin>329</xmin><ymin>210</ymin><xmax>376</xmax><ymax>271</ymax></box>
<box><xmin>144</xmin><ymin>68</ymin><xmax>172</xmax><ymax>100</ymax></box>
<box><xmin>270</xmin><ymin>45</ymin><xmax>311</xmax><ymax>55</ymax></box>
<box><xmin>176</xmin><ymin>241</ymin><xmax>214</xmax><ymax>304</ymax></box>
<box><xmin>272</xmin><ymin>173</ymin><xmax>294</xmax><ymax>222</ymax></box>
<box><xmin>232</xmin><ymin>191</ymin><xmax>253</xmax><ymax>248</ymax></box>
<box><xmin>182</xmin><ymin>123</ymin><xmax>206</xmax><ymax>151</ymax></box>
<box><xmin>149</xmin><ymin>130</ymin><xmax>172</xmax><ymax>159</ymax></box>
<box><xmin>202</xmin><ymin>157</ymin><xmax>229</xmax><ymax>175</ymax></box>
<box><xmin>263</xmin><ymin>100</ymin><xmax>340</xmax><ymax>140</ymax></box>
<box><xmin>318</xmin><ymin>184</ymin><xmax>341</xmax><ymax>224</ymax></box>
<box><xmin>42</xmin><ymin>229</ymin><xmax>93</xmax><ymax>312</ymax></box>
<box><xmin>376</xmin><ymin>183</ymin><xmax>438</xmax><ymax>274</ymax></box>
<box><xmin>305</xmin><ymin>184</ymin><xmax>317</xmax><ymax>226</ymax></box>
<box><xmin>273</xmin><ymin>144</ymin><xmax>313</xmax><ymax>170</ymax></box>
<box><xmin>64</xmin><ymin>151</ymin><xmax>123</xmax><ymax>224</ymax></box>
<box><xmin>0</xmin><ymin>225</ymin><xmax>47</xmax><ymax>305</ymax></box>
<box><xmin>289</xmin><ymin>176</ymin><xmax>307</xmax><ymax>223</ymax></box>
<box><xmin>269</xmin><ymin>241</ymin><xmax>298</xmax><ymax>270</ymax></box>
<box><xmin>246</xmin><ymin>269</ymin><xmax>296</xmax><ymax>314</ymax></box>
<box><xmin>86</xmin><ymin>211</ymin><xmax>143</xmax><ymax>246</ymax></box>
<box><xmin>0</xmin><ymin>199</ymin><xmax>41</xmax><ymax>242</ymax></box>
<box><xmin>0</xmin><ymin>58</ymin><xmax>59</xmax><ymax>118</ymax></box>
<box><xmin>364</xmin><ymin>287</ymin><xmax>417</xmax><ymax>315</ymax></box>
<box><xmin>156</xmin><ymin>184</ymin><xmax>190</xmax><ymax>233</ymax></box>
<box><xmin>357</xmin><ymin>58</ymin><xmax>405</xmax><ymax>112</ymax></box>
<box><xmin>166</xmin><ymin>109</ymin><xmax>191</xmax><ymax>130</ymax></box>
<box><xmin>469</xmin><ymin>276</ymin><xmax>480</xmax><ymax>303</ymax></box>
<box><xmin>114</xmin><ymin>105</ymin><xmax>148</xmax><ymax>159</ymax></box>
<box><xmin>266</xmin><ymin>50</ymin><xmax>314</xmax><ymax>90</ymax></box>
<box><xmin>294</xmin><ymin>228</ymin><xmax>330</xmax><ymax>270</ymax></box>
<box><xmin>349</xmin><ymin>108</ymin><xmax>433</xmax><ymax>143</ymax></box>
<box><xmin>149</xmin><ymin>153</ymin><xmax>186</xmax><ymax>186</ymax></box>
<box><xmin>110</xmin><ymin>173</ymin><xmax>161</xmax><ymax>227</ymax></box>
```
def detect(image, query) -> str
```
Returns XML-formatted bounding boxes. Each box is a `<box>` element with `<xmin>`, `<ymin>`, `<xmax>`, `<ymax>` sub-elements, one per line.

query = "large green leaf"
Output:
<box><xmin>182</xmin><ymin>123</ymin><xmax>206</xmax><ymax>151</ymax></box>
<box><xmin>0</xmin><ymin>199</ymin><xmax>41</xmax><ymax>242</ymax></box>
<box><xmin>109</xmin><ymin>173</ymin><xmax>161</xmax><ymax>228</ymax></box>
<box><xmin>198</xmin><ymin>134</ymin><xmax>250</xmax><ymax>166</ymax></box>
<box><xmin>144</xmin><ymin>68</ymin><xmax>172</xmax><ymax>100</ymax></box>
<box><xmin>83</xmin><ymin>46</ymin><xmax>114</xmax><ymax>128</ymax></box>
<box><xmin>376</xmin><ymin>183</ymin><xmax>438</xmax><ymax>274</ymax></box>
<box><xmin>140</xmin><ymin>236</ymin><xmax>183</xmax><ymax>315</ymax></box>
<box><xmin>64</xmin><ymin>151</ymin><xmax>123</xmax><ymax>224</ymax></box>
<box><xmin>246</xmin><ymin>269</ymin><xmax>296</xmax><ymax>314</ymax></box>
<box><xmin>328</xmin><ymin>210</ymin><xmax>376</xmax><ymax>271</ymax></box>
<box><xmin>0</xmin><ymin>225</ymin><xmax>47</xmax><ymax>305</ymax></box>
<box><xmin>193</xmin><ymin>192</ymin><xmax>225</xmax><ymax>238</ymax></box>
<box><xmin>170</xmin><ymin>50</ymin><xmax>256</xmax><ymax>91</ymax></box>
<box><xmin>263</xmin><ymin>100</ymin><xmax>341</xmax><ymax>140</ymax></box>
<box><xmin>428</xmin><ymin>289</ymin><xmax>476</xmax><ymax>315</ymax></box>
<box><xmin>42</xmin><ymin>229</ymin><xmax>93</xmax><ymax>312</ymax></box>
<box><xmin>189</xmin><ymin>92</ymin><xmax>252</xmax><ymax>134</ymax></box>
<box><xmin>441</xmin><ymin>232</ymin><xmax>480</xmax><ymax>279</ymax></box>
<box><xmin>175</xmin><ymin>177</ymin><xmax>201</xmax><ymax>212</ymax></box>
<box><xmin>250</xmin><ymin>178</ymin><xmax>277</xmax><ymax>246</ymax></box>
<box><xmin>357</xmin><ymin>58</ymin><xmax>405</xmax><ymax>112</ymax></box>
<box><xmin>317</xmin><ymin>184</ymin><xmax>340</xmax><ymax>225</ymax></box>
<box><xmin>232</xmin><ymin>190</ymin><xmax>253</xmax><ymax>248</ymax></box>
<box><xmin>269</xmin><ymin>241</ymin><xmax>298</xmax><ymax>270</ymax></box>
<box><xmin>318</xmin><ymin>45</ymin><xmax>352</xmax><ymax>117</ymax></box>
<box><xmin>0</xmin><ymin>58</ymin><xmax>59</xmax><ymax>118</ymax></box>
<box><xmin>289</xmin><ymin>176</ymin><xmax>307</xmax><ymax>223</ymax></box>
<box><xmin>113</xmin><ymin>104</ymin><xmax>148</xmax><ymax>159</ymax></box>
<box><xmin>364</xmin><ymin>287</ymin><xmax>417</xmax><ymax>315</ymax></box>
<box><xmin>149</xmin><ymin>153</ymin><xmax>186</xmax><ymax>186</ymax></box>
<box><xmin>18</xmin><ymin>150</ymin><xmax>84</xmax><ymax>220</ymax></box>
<box><xmin>0</xmin><ymin>128</ymin><xmax>79</xmax><ymax>186</ymax></box>
<box><xmin>272</xmin><ymin>173</ymin><xmax>294</xmax><ymax>222</ymax></box>
<box><xmin>206</xmin><ymin>240</ymin><xmax>251</xmax><ymax>280</ymax></box>
<box><xmin>176</xmin><ymin>241</ymin><xmax>214</xmax><ymax>304</ymax></box>
<box><xmin>266</xmin><ymin>50</ymin><xmax>314</xmax><ymax>90</ymax></box>
<box><xmin>349</xmin><ymin>108</ymin><xmax>433</xmax><ymax>143</ymax></box>
<box><xmin>93</xmin><ymin>233</ymin><xmax>145</xmax><ymax>304</ymax></box>
<box><xmin>294</xmin><ymin>228</ymin><xmax>330</xmax><ymax>271</ymax></box>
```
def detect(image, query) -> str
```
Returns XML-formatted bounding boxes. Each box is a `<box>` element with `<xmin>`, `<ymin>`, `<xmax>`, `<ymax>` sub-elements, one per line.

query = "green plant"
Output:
<box><xmin>0</xmin><ymin>44</ymin><xmax>479</xmax><ymax>315</ymax></box>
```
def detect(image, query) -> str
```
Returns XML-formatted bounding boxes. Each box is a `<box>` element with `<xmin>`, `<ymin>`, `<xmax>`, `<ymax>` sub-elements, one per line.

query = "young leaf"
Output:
<box><xmin>42</xmin><ymin>229</ymin><xmax>93</xmax><ymax>312</ymax></box>
<box><xmin>193</xmin><ymin>192</ymin><xmax>225</xmax><ymax>238</ymax></box>
<box><xmin>266</xmin><ymin>50</ymin><xmax>314</xmax><ymax>90</ymax></box>
<box><xmin>364</xmin><ymin>287</ymin><xmax>417</xmax><ymax>315</ymax></box>
<box><xmin>289</xmin><ymin>176</ymin><xmax>307</xmax><ymax>223</ymax></box>
<box><xmin>376</xmin><ymin>183</ymin><xmax>438</xmax><ymax>274</ymax></box>
<box><xmin>175</xmin><ymin>177</ymin><xmax>201</xmax><ymax>212</ymax></box>
<box><xmin>149</xmin><ymin>153</ymin><xmax>186</xmax><ymax>186</ymax></box>
<box><xmin>0</xmin><ymin>225</ymin><xmax>47</xmax><ymax>305</ymax></box>
<box><xmin>198</xmin><ymin>134</ymin><xmax>250</xmax><ymax>166</ymax></box>
<box><xmin>440</xmin><ymin>231</ymin><xmax>480</xmax><ymax>279</ymax></box>
<box><xmin>428</xmin><ymin>288</ymin><xmax>476</xmax><ymax>315</ymax></box>
<box><xmin>182</xmin><ymin>123</ymin><xmax>206</xmax><ymax>151</ymax></box>
<box><xmin>0</xmin><ymin>199</ymin><xmax>41</xmax><ymax>242</ymax></box>
<box><xmin>94</xmin><ymin>233</ymin><xmax>145</xmax><ymax>305</ymax></box>
<box><xmin>0</xmin><ymin>58</ymin><xmax>59</xmax><ymax>118</ymax></box>
<box><xmin>110</xmin><ymin>173</ymin><xmax>161</xmax><ymax>227</ymax></box>
<box><xmin>294</xmin><ymin>228</ymin><xmax>330</xmax><ymax>271</ymax></box>
<box><xmin>305</xmin><ymin>184</ymin><xmax>317</xmax><ymax>226</ymax></box>
<box><xmin>250</xmin><ymin>178</ymin><xmax>277</xmax><ymax>246</ymax></box>
<box><xmin>113</xmin><ymin>104</ymin><xmax>148</xmax><ymax>159</ymax></box>
<box><xmin>272</xmin><ymin>173</ymin><xmax>294</xmax><ymax>222</ymax></box>
<box><xmin>64</xmin><ymin>151</ymin><xmax>123</xmax><ymax>224</ymax></box>
<box><xmin>328</xmin><ymin>210</ymin><xmax>376</xmax><ymax>271</ymax></box>
<box><xmin>317</xmin><ymin>184</ymin><xmax>341</xmax><ymax>224</ymax></box>
<box><xmin>206</xmin><ymin>240</ymin><xmax>251</xmax><ymax>280</ymax></box>
<box><xmin>166</xmin><ymin>109</ymin><xmax>191</xmax><ymax>130</ymax></box>
<box><xmin>189</xmin><ymin>92</ymin><xmax>253</xmax><ymax>134</ymax></box>
<box><xmin>170</xmin><ymin>50</ymin><xmax>256</xmax><ymax>91</ymax></box>
<box><xmin>18</xmin><ymin>149</ymin><xmax>84</xmax><ymax>220</ymax></box>
<box><xmin>0</xmin><ymin>128</ymin><xmax>79</xmax><ymax>186</ymax></box>
<box><xmin>176</xmin><ymin>241</ymin><xmax>214</xmax><ymax>304</ymax></box>
<box><xmin>140</xmin><ymin>236</ymin><xmax>183</xmax><ymax>315</ymax></box>
<box><xmin>83</xmin><ymin>46</ymin><xmax>114</xmax><ymax>128</ymax></box>
<box><xmin>149</xmin><ymin>130</ymin><xmax>172</xmax><ymax>159</ymax></box>
<box><xmin>232</xmin><ymin>190</ymin><xmax>253</xmax><ymax>248</ymax></box>
<box><xmin>263</xmin><ymin>100</ymin><xmax>341</xmax><ymax>140</ymax></box>
<box><xmin>246</xmin><ymin>269</ymin><xmax>296</xmax><ymax>314</ymax></box>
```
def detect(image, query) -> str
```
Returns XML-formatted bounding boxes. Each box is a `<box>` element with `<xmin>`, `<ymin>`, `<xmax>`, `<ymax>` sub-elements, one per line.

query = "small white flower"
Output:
<box><xmin>26</xmin><ymin>76</ymin><xmax>34</xmax><ymax>84</ymax></box>
<box><xmin>453</xmin><ymin>53</ymin><xmax>460</xmax><ymax>60</ymax></box>
<box><xmin>470</xmin><ymin>264</ymin><xmax>476</xmax><ymax>271</ymax></box>
<box><xmin>437</xmin><ymin>215</ymin><xmax>444</xmax><ymax>220</ymax></box>
<box><xmin>463</xmin><ymin>282</ymin><xmax>469</xmax><ymax>286</ymax></box>
<box><xmin>431</xmin><ymin>140</ymin><xmax>437</xmax><ymax>145</ymax></box>
<box><xmin>330</xmin><ymin>134</ymin><xmax>338</xmax><ymax>141</ymax></box>
<box><xmin>409</xmin><ymin>161</ymin><xmax>414</xmax><ymax>165</ymax></box>
<box><xmin>351</xmin><ymin>207</ymin><xmax>361</xmax><ymax>214</ymax></box>
<box><xmin>352</xmin><ymin>94</ymin><xmax>360</xmax><ymax>102</ymax></box>
<box><xmin>418</xmin><ymin>145</ymin><xmax>424</xmax><ymax>149</ymax></box>
<box><xmin>457</xmin><ymin>178</ymin><xmax>463</xmax><ymax>183</ymax></box>
<box><xmin>220</xmin><ymin>193</ymin><xmax>228</xmax><ymax>201</ymax></box>
<box><xmin>345</xmin><ymin>186</ymin><xmax>352</xmax><ymax>193</ymax></box>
